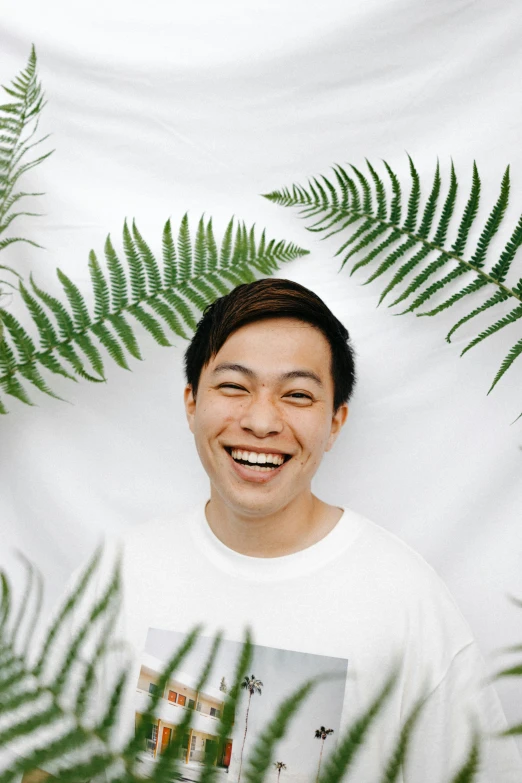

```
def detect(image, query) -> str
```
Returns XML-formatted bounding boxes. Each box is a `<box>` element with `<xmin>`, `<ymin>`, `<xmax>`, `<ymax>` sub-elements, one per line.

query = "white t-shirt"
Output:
<box><xmin>49</xmin><ymin>503</ymin><xmax>522</xmax><ymax>782</ymax></box>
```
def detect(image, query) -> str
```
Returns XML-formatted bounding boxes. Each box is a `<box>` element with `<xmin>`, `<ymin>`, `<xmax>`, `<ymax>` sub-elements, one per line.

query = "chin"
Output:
<box><xmin>220</xmin><ymin>488</ymin><xmax>293</xmax><ymax>517</ymax></box>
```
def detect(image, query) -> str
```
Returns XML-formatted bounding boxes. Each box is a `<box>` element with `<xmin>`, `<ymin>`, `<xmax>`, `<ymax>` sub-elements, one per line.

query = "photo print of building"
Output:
<box><xmin>135</xmin><ymin>628</ymin><xmax>349</xmax><ymax>783</ymax></box>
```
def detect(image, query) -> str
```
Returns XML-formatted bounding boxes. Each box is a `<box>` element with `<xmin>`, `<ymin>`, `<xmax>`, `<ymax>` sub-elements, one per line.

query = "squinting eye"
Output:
<box><xmin>219</xmin><ymin>384</ymin><xmax>245</xmax><ymax>391</ymax></box>
<box><xmin>287</xmin><ymin>393</ymin><xmax>312</xmax><ymax>401</ymax></box>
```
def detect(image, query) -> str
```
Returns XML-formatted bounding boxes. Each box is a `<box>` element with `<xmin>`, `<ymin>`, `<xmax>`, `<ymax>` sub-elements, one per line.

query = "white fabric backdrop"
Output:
<box><xmin>1</xmin><ymin>0</ymin><xmax>522</xmax><ymax>732</ymax></box>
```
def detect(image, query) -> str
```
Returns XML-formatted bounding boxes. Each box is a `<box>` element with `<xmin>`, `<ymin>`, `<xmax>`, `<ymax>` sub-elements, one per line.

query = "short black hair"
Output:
<box><xmin>184</xmin><ymin>278</ymin><xmax>357</xmax><ymax>413</ymax></box>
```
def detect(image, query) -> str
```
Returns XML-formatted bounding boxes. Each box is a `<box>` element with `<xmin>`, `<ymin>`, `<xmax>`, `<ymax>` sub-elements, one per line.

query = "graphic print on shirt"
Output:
<box><xmin>135</xmin><ymin>627</ymin><xmax>349</xmax><ymax>783</ymax></box>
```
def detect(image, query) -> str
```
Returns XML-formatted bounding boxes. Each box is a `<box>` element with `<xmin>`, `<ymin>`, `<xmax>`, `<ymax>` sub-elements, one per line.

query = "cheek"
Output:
<box><xmin>194</xmin><ymin>400</ymin><xmax>238</xmax><ymax>434</ymax></box>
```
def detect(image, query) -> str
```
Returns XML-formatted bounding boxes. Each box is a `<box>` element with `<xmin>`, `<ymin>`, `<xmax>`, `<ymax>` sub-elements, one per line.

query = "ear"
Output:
<box><xmin>325</xmin><ymin>403</ymin><xmax>349</xmax><ymax>452</ymax></box>
<box><xmin>184</xmin><ymin>384</ymin><xmax>196</xmax><ymax>433</ymax></box>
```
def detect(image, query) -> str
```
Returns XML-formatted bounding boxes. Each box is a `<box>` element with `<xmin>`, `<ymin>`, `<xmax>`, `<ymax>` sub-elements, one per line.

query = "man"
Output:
<box><xmin>22</xmin><ymin>277</ymin><xmax>522</xmax><ymax>782</ymax></box>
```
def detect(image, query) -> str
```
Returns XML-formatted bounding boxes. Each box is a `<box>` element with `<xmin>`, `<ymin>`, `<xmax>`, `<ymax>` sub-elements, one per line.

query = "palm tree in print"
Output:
<box><xmin>314</xmin><ymin>726</ymin><xmax>334</xmax><ymax>782</ymax></box>
<box><xmin>237</xmin><ymin>674</ymin><xmax>263</xmax><ymax>782</ymax></box>
<box><xmin>274</xmin><ymin>761</ymin><xmax>287</xmax><ymax>783</ymax></box>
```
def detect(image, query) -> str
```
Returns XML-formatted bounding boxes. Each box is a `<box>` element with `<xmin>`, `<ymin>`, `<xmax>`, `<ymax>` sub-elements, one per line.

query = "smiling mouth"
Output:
<box><xmin>224</xmin><ymin>446</ymin><xmax>292</xmax><ymax>472</ymax></box>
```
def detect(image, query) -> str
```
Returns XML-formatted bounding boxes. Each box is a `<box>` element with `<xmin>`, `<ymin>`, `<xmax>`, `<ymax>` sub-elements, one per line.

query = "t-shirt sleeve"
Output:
<box><xmin>403</xmin><ymin>641</ymin><xmax>522</xmax><ymax>783</ymax></box>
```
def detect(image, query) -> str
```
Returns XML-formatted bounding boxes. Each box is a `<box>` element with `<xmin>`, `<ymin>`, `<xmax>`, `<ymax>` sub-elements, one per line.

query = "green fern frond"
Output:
<box><xmin>0</xmin><ymin>46</ymin><xmax>52</xmax><ymax>293</ymax></box>
<box><xmin>243</xmin><ymin>679</ymin><xmax>317</xmax><ymax>783</ymax></box>
<box><xmin>0</xmin><ymin>215</ymin><xmax>307</xmax><ymax>414</ymax></box>
<box><xmin>317</xmin><ymin>670</ymin><xmax>398</xmax><ymax>783</ymax></box>
<box><xmin>264</xmin><ymin>157</ymin><xmax>522</xmax><ymax>419</ymax></box>
<box><xmin>448</xmin><ymin>737</ymin><xmax>480</xmax><ymax>783</ymax></box>
<box><xmin>198</xmin><ymin>630</ymin><xmax>254</xmax><ymax>783</ymax></box>
<box><xmin>377</xmin><ymin>696</ymin><xmax>425</xmax><ymax>783</ymax></box>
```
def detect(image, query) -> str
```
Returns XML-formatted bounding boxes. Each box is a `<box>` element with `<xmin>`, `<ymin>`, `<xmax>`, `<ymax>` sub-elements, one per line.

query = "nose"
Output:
<box><xmin>239</xmin><ymin>392</ymin><xmax>284</xmax><ymax>438</ymax></box>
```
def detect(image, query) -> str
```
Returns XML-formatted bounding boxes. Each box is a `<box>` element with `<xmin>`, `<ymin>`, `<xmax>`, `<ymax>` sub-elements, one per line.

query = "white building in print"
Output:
<box><xmin>135</xmin><ymin>653</ymin><xmax>234</xmax><ymax>770</ymax></box>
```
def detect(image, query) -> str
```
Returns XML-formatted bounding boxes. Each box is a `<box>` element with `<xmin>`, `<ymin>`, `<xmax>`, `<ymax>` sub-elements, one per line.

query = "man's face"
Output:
<box><xmin>184</xmin><ymin>317</ymin><xmax>348</xmax><ymax>518</ymax></box>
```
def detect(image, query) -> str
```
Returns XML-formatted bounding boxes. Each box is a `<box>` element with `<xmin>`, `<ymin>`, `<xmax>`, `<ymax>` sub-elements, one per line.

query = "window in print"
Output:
<box><xmin>177</xmin><ymin>694</ymin><xmax>186</xmax><ymax>706</ymax></box>
<box><xmin>148</xmin><ymin>683</ymin><xmax>159</xmax><ymax>696</ymax></box>
<box><xmin>168</xmin><ymin>690</ymin><xmax>177</xmax><ymax>702</ymax></box>
<box><xmin>210</xmin><ymin>707</ymin><xmax>221</xmax><ymax>718</ymax></box>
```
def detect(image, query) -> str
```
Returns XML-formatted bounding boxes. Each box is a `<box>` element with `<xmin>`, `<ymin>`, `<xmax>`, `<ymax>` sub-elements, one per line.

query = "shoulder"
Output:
<box><xmin>341</xmin><ymin>506</ymin><xmax>475</xmax><ymax>647</ymax></box>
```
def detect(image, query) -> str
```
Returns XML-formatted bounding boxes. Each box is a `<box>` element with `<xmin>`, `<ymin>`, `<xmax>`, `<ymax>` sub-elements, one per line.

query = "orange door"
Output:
<box><xmin>223</xmin><ymin>741</ymin><xmax>232</xmax><ymax>766</ymax></box>
<box><xmin>161</xmin><ymin>727</ymin><xmax>172</xmax><ymax>754</ymax></box>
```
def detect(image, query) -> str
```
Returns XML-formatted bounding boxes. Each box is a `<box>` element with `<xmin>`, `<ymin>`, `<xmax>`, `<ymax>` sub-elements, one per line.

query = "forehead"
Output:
<box><xmin>209</xmin><ymin>317</ymin><xmax>333</xmax><ymax>379</ymax></box>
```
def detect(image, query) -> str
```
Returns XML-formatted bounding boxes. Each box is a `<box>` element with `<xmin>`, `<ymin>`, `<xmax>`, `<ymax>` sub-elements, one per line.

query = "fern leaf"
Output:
<box><xmin>33</xmin><ymin>546</ymin><xmax>102</xmax><ymax>676</ymax></box>
<box><xmin>243</xmin><ymin>680</ymin><xmax>317</xmax><ymax>783</ymax></box>
<box><xmin>74</xmin><ymin>332</ymin><xmax>105</xmax><ymax>378</ymax></box>
<box><xmin>266</xmin><ymin>156</ymin><xmax>522</xmax><ymax>417</ymax></box>
<box><xmin>178</xmin><ymin>212</ymin><xmax>192</xmax><ymax>278</ymax></box>
<box><xmin>389</xmin><ymin>253</ymin><xmax>449</xmax><ymax>308</ymax></box>
<box><xmin>366</xmin><ymin>160</ymin><xmax>387</xmax><ymax>220</ymax></box>
<box><xmin>490</xmin><ymin>212</ymin><xmax>522</xmax><ymax>283</ymax></box>
<box><xmin>91</xmin><ymin>322</ymin><xmax>131</xmax><ymax>369</ymax></box>
<box><xmin>198</xmin><ymin>631</ymin><xmax>253</xmax><ymax>783</ymax></box>
<box><xmin>383</xmin><ymin>161</ymin><xmax>401</xmax><ymax>224</ymax></box>
<box><xmin>30</xmin><ymin>274</ymin><xmax>75</xmax><ymax>340</ymax></box>
<box><xmin>460</xmin><ymin>304</ymin><xmax>522</xmax><ymax>356</ymax></box>
<box><xmin>2</xmin><ymin>216</ymin><xmax>307</xmax><ymax>413</ymax></box>
<box><xmin>0</xmin><ymin>374</ymin><xmax>34</xmax><ymax>406</ymax></box>
<box><xmin>148</xmin><ymin>298</ymin><xmax>188</xmax><ymax>339</ymax></box>
<box><xmin>17</xmin><ymin>362</ymin><xmax>64</xmax><ymax>401</ymax></box>
<box><xmin>55</xmin><ymin>342</ymin><xmax>103</xmax><ymax>382</ymax></box>
<box><xmin>341</xmin><ymin>224</ymin><xmax>390</xmax><ymax>271</ymax></box>
<box><xmin>402</xmin><ymin>264</ymin><xmax>469</xmax><ymax>314</ymax></box>
<box><xmin>362</xmin><ymin>237</ymin><xmax>417</xmax><ymax>285</ymax></box>
<box><xmin>132</xmin><ymin>220</ymin><xmax>162</xmax><ymax>294</ymax></box>
<box><xmin>334</xmin><ymin>218</ymin><xmax>375</xmax><ymax>259</ymax></box>
<box><xmin>0</xmin><ymin>327</ymin><xmax>17</xmax><ymax>373</ymax></box>
<box><xmin>152</xmin><ymin>632</ymin><xmax>223</xmax><ymax>782</ymax></box>
<box><xmin>206</xmin><ymin>217</ymin><xmax>218</xmax><ymax>270</ymax></box>
<box><xmin>0</xmin><ymin>46</ymin><xmax>52</xmax><ymax>290</ymax></box>
<box><xmin>378</xmin><ymin>697</ymin><xmax>425</xmax><ymax>783</ymax></box>
<box><xmin>104</xmin><ymin>236</ymin><xmax>128</xmax><ymax>310</ymax></box>
<box><xmin>97</xmin><ymin>667</ymin><xmax>130</xmax><ymax>742</ymax></box>
<box><xmin>56</xmin><ymin>269</ymin><xmax>91</xmax><ymax>331</ymax></box>
<box><xmin>449</xmin><ymin>736</ymin><xmax>480</xmax><ymax>783</ymax></box>
<box><xmin>53</xmin><ymin>563</ymin><xmax>120</xmax><ymax>698</ymax></box>
<box><xmin>403</xmin><ymin>154</ymin><xmax>421</xmax><ymax>233</ymax></box>
<box><xmin>194</xmin><ymin>214</ymin><xmax>208</xmax><ymax>274</ymax></box>
<box><xmin>488</xmin><ymin>337</ymin><xmax>522</xmax><ymax>393</ymax></box>
<box><xmin>107</xmin><ymin>313</ymin><xmax>143</xmax><ymax>360</ymax></box>
<box><xmin>351</xmin><ymin>165</ymin><xmax>372</xmax><ymax>213</ymax></box>
<box><xmin>88</xmin><ymin>250</ymin><xmax>110</xmax><ymax>321</ymax></box>
<box><xmin>378</xmin><ymin>245</ymin><xmax>432</xmax><ymax>306</ymax></box>
<box><xmin>162</xmin><ymin>217</ymin><xmax>177</xmax><ymax>287</ymax></box>
<box><xmin>318</xmin><ymin>671</ymin><xmax>397</xmax><ymax>783</ymax></box>
<box><xmin>418</xmin><ymin>277</ymin><xmax>489</xmax><ymax>318</ymax></box>
<box><xmin>220</xmin><ymin>217</ymin><xmax>234</xmax><ymax>268</ymax></box>
<box><xmin>0</xmin><ymin>309</ymin><xmax>36</xmax><ymax>362</ymax></box>
<box><xmin>37</xmin><ymin>351</ymin><xmax>77</xmax><ymax>382</ymax></box>
<box><xmin>161</xmin><ymin>289</ymin><xmax>197</xmax><ymax>331</ymax></box>
<box><xmin>127</xmin><ymin>303</ymin><xmax>172</xmax><ymax>347</ymax></box>
<box><xmin>123</xmin><ymin>219</ymin><xmax>147</xmax><ymax>302</ymax></box>
<box><xmin>125</xmin><ymin>625</ymin><xmax>202</xmax><ymax>760</ymax></box>
<box><xmin>452</xmin><ymin>162</ymin><xmax>480</xmax><ymax>256</ymax></box>
<box><xmin>469</xmin><ymin>166</ymin><xmax>509</xmax><ymax>268</ymax></box>
<box><xmin>18</xmin><ymin>281</ymin><xmax>57</xmax><ymax>349</ymax></box>
<box><xmin>417</xmin><ymin>161</ymin><xmax>441</xmax><ymax>239</ymax></box>
<box><xmin>177</xmin><ymin>280</ymin><xmax>210</xmax><ymax>312</ymax></box>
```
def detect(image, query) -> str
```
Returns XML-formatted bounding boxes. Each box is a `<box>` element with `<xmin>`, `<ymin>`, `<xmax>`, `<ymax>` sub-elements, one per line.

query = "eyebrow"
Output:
<box><xmin>211</xmin><ymin>362</ymin><xmax>324</xmax><ymax>388</ymax></box>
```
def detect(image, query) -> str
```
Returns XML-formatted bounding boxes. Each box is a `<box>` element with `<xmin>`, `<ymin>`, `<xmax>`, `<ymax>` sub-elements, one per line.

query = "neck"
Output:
<box><xmin>204</xmin><ymin>489</ymin><xmax>343</xmax><ymax>557</ymax></box>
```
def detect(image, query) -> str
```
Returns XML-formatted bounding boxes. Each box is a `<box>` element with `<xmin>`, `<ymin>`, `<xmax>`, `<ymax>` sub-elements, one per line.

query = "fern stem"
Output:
<box><xmin>315</xmin><ymin>205</ymin><xmax>522</xmax><ymax>305</ymax></box>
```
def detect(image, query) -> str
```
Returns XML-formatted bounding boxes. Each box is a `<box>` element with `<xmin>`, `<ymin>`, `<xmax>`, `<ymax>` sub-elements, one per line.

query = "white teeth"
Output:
<box><xmin>230</xmin><ymin>449</ymin><xmax>286</xmax><ymax>466</ymax></box>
